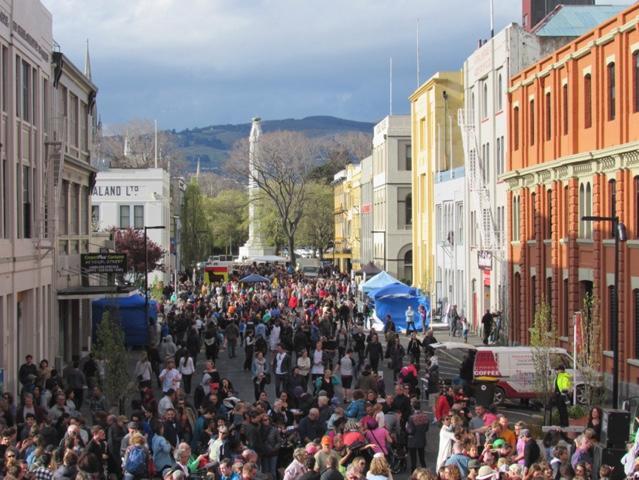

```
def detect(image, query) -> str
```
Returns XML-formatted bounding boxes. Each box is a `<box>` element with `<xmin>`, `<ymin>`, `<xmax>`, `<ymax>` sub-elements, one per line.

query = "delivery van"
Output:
<box><xmin>472</xmin><ymin>346</ymin><xmax>585</xmax><ymax>405</ymax></box>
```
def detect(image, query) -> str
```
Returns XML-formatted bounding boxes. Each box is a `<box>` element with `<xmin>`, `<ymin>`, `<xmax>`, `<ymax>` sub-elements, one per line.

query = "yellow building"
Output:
<box><xmin>332</xmin><ymin>163</ymin><xmax>361</xmax><ymax>273</ymax></box>
<box><xmin>410</xmin><ymin>71</ymin><xmax>464</xmax><ymax>294</ymax></box>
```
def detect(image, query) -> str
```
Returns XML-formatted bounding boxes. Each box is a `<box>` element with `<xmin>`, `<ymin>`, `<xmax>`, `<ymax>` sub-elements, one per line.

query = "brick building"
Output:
<box><xmin>504</xmin><ymin>3</ymin><xmax>639</xmax><ymax>396</ymax></box>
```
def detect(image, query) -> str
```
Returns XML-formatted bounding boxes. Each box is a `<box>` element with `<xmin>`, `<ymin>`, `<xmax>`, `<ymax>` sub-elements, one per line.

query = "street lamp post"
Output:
<box><xmin>581</xmin><ymin>215</ymin><xmax>627</xmax><ymax>408</ymax></box>
<box><xmin>144</xmin><ymin>225</ymin><xmax>166</xmax><ymax>327</ymax></box>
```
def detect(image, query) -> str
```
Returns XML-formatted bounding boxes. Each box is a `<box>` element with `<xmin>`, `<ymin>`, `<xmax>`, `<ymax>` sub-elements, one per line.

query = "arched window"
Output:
<box><xmin>545</xmin><ymin>92</ymin><xmax>552</xmax><ymax>140</ymax></box>
<box><xmin>579</xmin><ymin>183</ymin><xmax>585</xmax><ymax>238</ymax></box>
<box><xmin>530</xmin><ymin>99</ymin><xmax>535</xmax><ymax>146</ymax></box>
<box><xmin>562</xmin><ymin>83</ymin><xmax>569</xmax><ymax>135</ymax></box>
<box><xmin>482</xmin><ymin>80</ymin><xmax>488</xmax><ymax>118</ymax></box>
<box><xmin>609</xmin><ymin>179</ymin><xmax>616</xmax><ymax>238</ymax></box>
<box><xmin>608</xmin><ymin>62</ymin><xmax>616</xmax><ymax>121</ymax></box>
<box><xmin>513</xmin><ymin>106</ymin><xmax>520</xmax><ymax>150</ymax></box>
<box><xmin>404</xmin><ymin>249</ymin><xmax>413</xmax><ymax>282</ymax></box>
<box><xmin>586</xmin><ymin>182</ymin><xmax>592</xmax><ymax>238</ymax></box>
<box><xmin>584</xmin><ymin>74</ymin><xmax>592</xmax><ymax>128</ymax></box>
<box><xmin>405</xmin><ymin>193</ymin><xmax>412</xmax><ymax>226</ymax></box>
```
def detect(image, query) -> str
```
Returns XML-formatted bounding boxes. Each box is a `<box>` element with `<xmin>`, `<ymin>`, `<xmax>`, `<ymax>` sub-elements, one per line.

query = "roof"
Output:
<box><xmin>534</xmin><ymin>4</ymin><xmax>628</xmax><ymax>37</ymax></box>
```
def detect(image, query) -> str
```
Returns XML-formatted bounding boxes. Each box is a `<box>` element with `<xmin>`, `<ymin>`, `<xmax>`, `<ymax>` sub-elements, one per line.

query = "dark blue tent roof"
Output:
<box><xmin>240</xmin><ymin>274</ymin><xmax>271</xmax><ymax>283</ymax></box>
<box><xmin>93</xmin><ymin>293</ymin><xmax>152</xmax><ymax>308</ymax></box>
<box><xmin>371</xmin><ymin>282</ymin><xmax>417</xmax><ymax>299</ymax></box>
<box><xmin>92</xmin><ymin>293</ymin><xmax>157</xmax><ymax>347</ymax></box>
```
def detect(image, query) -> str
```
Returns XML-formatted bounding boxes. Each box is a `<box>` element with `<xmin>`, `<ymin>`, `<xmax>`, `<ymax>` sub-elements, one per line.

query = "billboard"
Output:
<box><xmin>81</xmin><ymin>253</ymin><xmax>127</xmax><ymax>274</ymax></box>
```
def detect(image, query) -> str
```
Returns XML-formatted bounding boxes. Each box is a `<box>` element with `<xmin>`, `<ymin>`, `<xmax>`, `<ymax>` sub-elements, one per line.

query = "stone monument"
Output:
<box><xmin>238</xmin><ymin>117</ymin><xmax>276</xmax><ymax>260</ymax></box>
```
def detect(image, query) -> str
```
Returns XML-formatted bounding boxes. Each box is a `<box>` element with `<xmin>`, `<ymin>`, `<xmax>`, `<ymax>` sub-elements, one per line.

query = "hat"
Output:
<box><xmin>468</xmin><ymin>460</ymin><xmax>481</xmax><ymax>470</ymax></box>
<box><xmin>321</xmin><ymin>436</ymin><xmax>331</xmax><ymax>446</ymax></box>
<box><xmin>492</xmin><ymin>438</ymin><xmax>506</xmax><ymax>448</ymax></box>
<box><xmin>476</xmin><ymin>466</ymin><xmax>496</xmax><ymax>480</ymax></box>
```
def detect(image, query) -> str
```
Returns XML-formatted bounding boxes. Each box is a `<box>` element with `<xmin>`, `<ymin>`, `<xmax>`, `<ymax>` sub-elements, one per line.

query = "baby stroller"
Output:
<box><xmin>389</xmin><ymin>441</ymin><xmax>408</xmax><ymax>474</ymax></box>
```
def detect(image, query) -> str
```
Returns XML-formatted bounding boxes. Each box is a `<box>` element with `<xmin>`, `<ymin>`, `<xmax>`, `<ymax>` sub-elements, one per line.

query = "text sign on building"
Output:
<box><xmin>81</xmin><ymin>253</ymin><xmax>127</xmax><ymax>274</ymax></box>
<box><xmin>92</xmin><ymin>185</ymin><xmax>141</xmax><ymax>197</ymax></box>
<box><xmin>477</xmin><ymin>250</ymin><xmax>492</xmax><ymax>270</ymax></box>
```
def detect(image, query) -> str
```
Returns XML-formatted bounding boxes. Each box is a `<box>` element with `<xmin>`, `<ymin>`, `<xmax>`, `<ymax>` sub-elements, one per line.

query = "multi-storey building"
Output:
<box><xmin>371</xmin><ymin>116</ymin><xmax>412</xmax><ymax>282</ymax></box>
<box><xmin>0</xmin><ymin>0</ymin><xmax>55</xmax><ymax>395</ymax></box>
<box><xmin>410</xmin><ymin>72</ymin><xmax>463</xmax><ymax>299</ymax></box>
<box><xmin>333</xmin><ymin>163</ymin><xmax>361</xmax><ymax>273</ymax></box>
<box><xmin>522</xmin><ymin>0</ymin><xmax>594</xmax><ymax>32</ymax></box>
<box><xmin>53</xmin><ymin>51</ymin><xmax>99</xmax><ymax>362</ymax></box>
<box><xmin>505</xmin><ymin>2</ymin><xmax>639</xmax><ymax>396</ymax></box>
<box><xmin>92</xmin><ymin>168</ymin><xmax>172</xmax><ymax>285</ymax></box>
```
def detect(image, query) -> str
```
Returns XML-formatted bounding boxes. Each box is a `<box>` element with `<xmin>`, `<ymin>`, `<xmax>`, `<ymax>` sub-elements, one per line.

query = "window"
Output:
<box><xmin>635</xmin><ymin>176</ymin><xmax>639</xmax><ymax>239</ymax></box>
<box><xmin>456</xmin><ymin>201</ymin><xmax>463</xmax><ymax>244</ymax></box>
<box><xmin>481</xmin><ymin>79</ymin><xmax>488</xmax><ymax>118</ymax></box>
<box><xmin>496</xmin><ymin>138</ymin><xmax>501</xmax><ymax>176</ymax></box>
<box><xmin>81</xmin><ymin>187</ymin><xmax>89</xmax><ymax>235</ymax></box>
<box><xmin>119</xmin><ymin>205</ymin><xmax>131</xmax><ymax>228</ymax></box>
<box><xmin>635</xmin><ymin>289</ymin><xmax>639</xmax><ymax>358</ymax></box>
<box><xmin>634</xmin><ymin>52</ymin><xmax>639</xmax><ymax>113</ymax></box>
<box><xmin>579</xmin><ymin>184</ymin><xmax>585</xmax><ymax>238</ymax></box>
<box><xmin>405</xmin><ymin>144</ymin><xmax>412</xmax><ymax>170</ymax></box>
<box><xmin>564</xmin><ymin>185</ymin><xmax>569</xmax><ymax>238</ymax></box>
<box><xmin>59</xmin><ymin>180</ymin><xmax>68</xmax><ymax>235</ymax></box>
<box><xmin>545</xmin><ymin>92</ymin><xmax>551</xmax><ymax>141</ymax></box>
<box><xmin>22</xmin><ymin>166</ymin><xmax>31</xmax><ymax>238</ymax></box>
<box><xmin>399</xmin><ymin>142</ymin><xmax>411</xmax><ymax>170</ymax></box>
<box><xmin>1</xmin><ymin>46</ymin><xmax>7</xmax><ymax>113</ymax></box>
<box><xmin>563</xmin><ymin>278</ymin><xmax>569</xmax><ymax>335</ymax></box>
<box><xmin>609</xmin><ymin>179</ymin><xmax>616</xmax><ymax>238</ymax></box>
<box><xmin>496</xmin><ymin>72</ymin><xmax>503</xmax><ymax>111</ymax></box>
<box><xmin>531</xmin><ymin>192</ymin><xmax>537</xmax><ymax>239</ymax></box>
<box><xmin>513</xmin><ymin>107</ymin><xmax>520</xmax><ymax>150</ymax></box>
<box><xmin>70</xmin><ymin>184</ymin><xmax>79</xmax><ymax>234</ymax></box>
<box><xmin>586</xmin><ymin>182</ymin><xmax>592</xmax><ymax>238</ymax></box>
<box><xmin>608</xmin><ymin>62</ymin><xmax>616</xmax><ymax>121</ymax></box>
<box><xmin>0</xmin><ymin>157</ymin><xmax>5</xmax><ymax>238</ymax></box>
<box><xmin>405</xmin><ymin>194</ymin><xmax>412</xmax><ymax>227</ymax></box>
<box><xmin>546</xmin><ymin>277</ymin><xmax>552</xmax><ymax>314</ymax></box>
<box><xmin>531</xmin><ymin>275</ymin><xmax>537</xmax><ymax>319</ymax></box>
<box><xmin>529</xmin><ymin>99</ymin><xmax>535</xmax><ymax>146</ymax></box>
<box><xmin>80</xmin><ymin>102</ymin><xmax>88</xmax><ymax>152</ymax></box>
<box><xmin>21</xmin><ymin>60</ymin><xmax>30</xmax><ymax>123</ymax></box>
<box><xmin>546</xmin><ymin>189</ymin><xmax>552</xmax><ymax>239</ymax></box>
<box><xmin>562</xmin><ymin>83</ymin><xmax>568</xmax><ymax>135</ymax></box>
<box><xmin>584</xmin><ymin>74</ymin><xmax>592</xmax><ymax>128</ymax></box>
<box><xmin>91</xmin><ymin>205</ymin><xmax>100</xmax><ymax>231</ymax></box>
<box><xmin>69</xmin><ymin>94</ymin><xmax>78</xmax><ymax>148</ymax></box>
<box><xmin>512</xmin><ymin>195</ymin><xmax>520</xmax><ymax>241</ymax></box>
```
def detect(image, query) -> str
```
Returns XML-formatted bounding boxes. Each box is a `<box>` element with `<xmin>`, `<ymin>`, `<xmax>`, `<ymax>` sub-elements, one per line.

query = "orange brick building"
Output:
<box><xmin>504</xmin><ymin>3</ymin><xmax>639</xmax><ymax>396</ymax></box>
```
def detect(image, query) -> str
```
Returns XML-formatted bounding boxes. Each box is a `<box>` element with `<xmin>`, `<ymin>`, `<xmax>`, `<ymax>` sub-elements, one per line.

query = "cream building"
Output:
<box><xmin>410</xmin><ymin>72</ymin><xmax>463</xmax><ymax>298</ymax></box>
<box><xmin>0</xmin><ymin>0</ymin><xmax>55</xmax><ymax>394</ymax></box>
<box><xmin>372</xmin><ymin>116</ymin><xmax>412</xmax><ymax>282</ymax></box>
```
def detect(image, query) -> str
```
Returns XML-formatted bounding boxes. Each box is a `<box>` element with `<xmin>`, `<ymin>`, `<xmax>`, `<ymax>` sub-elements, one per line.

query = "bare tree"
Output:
<box><xmin>98</xmin><ymin>119</ymin><xmax>183</xmax><ymax>172</ymax></box>
<box><xmin>228</xmin><ymin>131</ymin><xmax>317</xmax><ymax>264</ymax></box>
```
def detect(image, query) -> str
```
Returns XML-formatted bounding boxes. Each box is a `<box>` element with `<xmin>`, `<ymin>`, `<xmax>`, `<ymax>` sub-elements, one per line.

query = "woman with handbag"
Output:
<box><xmin>252</xmin><ymin>351</ymin><xmax>270</xmax><ymax>401</ymax></box>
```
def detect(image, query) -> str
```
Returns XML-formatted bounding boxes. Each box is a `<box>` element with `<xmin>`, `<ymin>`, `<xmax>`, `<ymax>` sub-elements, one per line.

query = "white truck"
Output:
<box><xmin>297</xmin><ymin>258</ymin><xmax>321</xmax><ymax>278</ymax></box>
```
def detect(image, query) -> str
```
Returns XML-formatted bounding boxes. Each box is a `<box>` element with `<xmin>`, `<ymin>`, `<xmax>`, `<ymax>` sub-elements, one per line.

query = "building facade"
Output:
<box><xmin>505</xmin><ymin>2</ymin><xmax>639</xmax><ymax>396</ymax></box>
<box><xmin>0</xmin><ymin>0</ymin><xmax>57</xmax><ymax>395</ymax></box>
<box><xmin>359</xmin><ymin>155</ymin><xmax>374</xmax><ymax>267</ymax></box>
<box><xmin>410</xmin><ymin>72</ymin><xmax>463</xmax><ymax>296</ymax></box>
<box><xmin>92</xmin><ymin>168</ymin><xmax>172</xmax><ymax>285</ymax></box>
<box><xmin>53</xmin><ymin>51</ymin><xmax>98</xmax><ymax>362</ymax></box>
<box><xmin>371</xmin><ymin>116</ymin><xmax>412</xmax><ymax>282</ymax></box>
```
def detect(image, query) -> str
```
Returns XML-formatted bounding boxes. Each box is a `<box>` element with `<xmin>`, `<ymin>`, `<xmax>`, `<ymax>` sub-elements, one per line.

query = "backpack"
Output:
<box><xmin>125</xmin><ymin>445</ymin><xmax>148</xmax><ymax>476</ymax></box>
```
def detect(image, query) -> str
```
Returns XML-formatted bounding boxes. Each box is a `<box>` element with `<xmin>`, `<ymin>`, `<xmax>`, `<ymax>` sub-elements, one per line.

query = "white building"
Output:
<box><xmin>434</xmin><ymin>169</ymin><xmax>466</xmax><ymax>316</ymax></box>
<box><xmin>91</xmin><ymin>168</ymin><xmax>172</xmax><ymax>285</ymax></box>
<box><xmin>359</xmin><ymin>155</ymin><xmax>373</xmax><ymax>266</ymax></box>
<box><xmin>0</xmin><ymin>0</ymin><xmax>56</xmax><ymax>395</ymax></box>
<box><xmin>372</xmin><ymin>116</ymin><xmax>412</xmax><ymax>282</ymax></box>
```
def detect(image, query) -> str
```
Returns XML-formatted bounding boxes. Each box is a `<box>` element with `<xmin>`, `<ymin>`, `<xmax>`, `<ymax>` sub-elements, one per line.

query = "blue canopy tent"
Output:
<box><xmin>359</xmin><ymin>271</ymin><xmax>401</xmax><ymax>295</ymax></box>
<box><xmin>92</xmin><ymin>293</ymin><xmax>158</xmax><ymax>347</ymax></box>
<box><xmin>373</xmin><ymin>284</ymin><xmax>431</xmax><ymax>331</ymax></box>
<box><xmin>239</xmin><ymin>274</ymin><xmax>271</xmax><ymax>283</ymax></box>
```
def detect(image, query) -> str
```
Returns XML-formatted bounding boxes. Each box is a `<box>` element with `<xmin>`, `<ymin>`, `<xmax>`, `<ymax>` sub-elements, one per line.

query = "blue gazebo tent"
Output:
<box><xmin>92</xmin><ymin>293</ymin><xmax>157</xmax><ymax>347</ymax></box>
<box><xmin>359</xmin><ymin>271</ymin><xmax>401</xmax><ymax>295</ymax></box>
<box><xmin>373</xmin><ymin>283</ymin><xmax>431</xmax><ymax>331</ymax></box>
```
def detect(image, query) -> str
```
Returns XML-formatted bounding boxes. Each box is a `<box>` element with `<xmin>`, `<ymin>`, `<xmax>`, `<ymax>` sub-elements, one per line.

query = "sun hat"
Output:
<box><xmin>477</xmin><ymin>466</ymin><xmax>497</xmax><ymax>480</ymax></box>
<box><xmin>492</xmin><ymin>438</ymin><xmax>506</xmax><ymax>448</ymax></box>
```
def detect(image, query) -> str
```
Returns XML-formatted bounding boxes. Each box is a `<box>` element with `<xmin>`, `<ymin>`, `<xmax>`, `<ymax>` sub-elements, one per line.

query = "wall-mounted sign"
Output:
<box><xmin>81</xmin><ymin>253</ymin><xmax>127</xmax><ymax>274</ymax></box>
<box><xmin>92</xmin><ymin>185</ymin><xmax>141</xmax><ymax>197</ymax></box>
<box><xmin>477</xmin><ymin>250</ymin><xmax>492</xmax><ymax>270</ymax></box>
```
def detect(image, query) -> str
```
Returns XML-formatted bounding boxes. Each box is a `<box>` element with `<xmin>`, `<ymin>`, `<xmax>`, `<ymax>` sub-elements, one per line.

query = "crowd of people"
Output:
<box><xmin>0</xmin><ymin>263</ymin><xmax>636</xmax><ymax>480</ymax></box>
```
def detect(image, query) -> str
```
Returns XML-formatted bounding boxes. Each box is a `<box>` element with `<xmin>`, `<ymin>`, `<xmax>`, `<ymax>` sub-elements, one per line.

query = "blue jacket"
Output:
<box><xmin>151</xmin><ymin>434</ymin><xmax>174</xmax><ymax>472</ymax></box>
<box><xmin>345</xmin><ymin>399</ymin><xmax>366</xmax><ymax>420</ymax></box>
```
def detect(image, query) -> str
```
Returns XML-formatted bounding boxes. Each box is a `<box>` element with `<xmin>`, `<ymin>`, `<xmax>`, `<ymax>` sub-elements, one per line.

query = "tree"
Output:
<box><xmin>114</xmin><ymin>228</ymin><xmax>165</xmax><ymax>288</ymax></box>
<box><xmin>529</xmin><ymin>300</ymin><xmax>557</xmax><ymax>425</ymax></box>
<box><xmin>181</xmin><ymin>181</ymin><xmax>211</xmax><ymax>268</ymax></box>
<box><xmin>297</xmin><ymin>182</ymin><xmax>334</xmax><ymax>259</ymax></box>
<box><xmin>577</xmin><ymin>292</ymin><xmax>605</xmax><ymax>405</ymax></box>
<box><xmin>228</xmin><ymin>131</ymin><xmax>317</xmax><ymax>265</ymax></box>
<box><xmin>203</xmin><ymin>189</ymin><xmax>249</xmax><ymax>254</ymax></box>
<box><xmin>93</xmin><ymin>309</ymin><xmax>132</xmax><ymax>412</ymax></box>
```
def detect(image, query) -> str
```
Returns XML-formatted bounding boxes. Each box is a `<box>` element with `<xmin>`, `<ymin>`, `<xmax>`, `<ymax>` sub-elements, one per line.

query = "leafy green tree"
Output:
<box><xmin>181</xmin><ymin>180</ymin><xmax>211</xmax><ymax>268</ymax></box>
<box><xmin>203</xmin><ymin>189</ymin><xmax>249</xmax><ymax>254</ymax></box>
<box><xmin>297</xmin><ymin>182</ymin><xmax>334</xmax><ymax>259</ymax></box>
<box><xmin>93</xmin><ymin>310</ymin><xmax>132</xmax><ymax>413</ymax></box>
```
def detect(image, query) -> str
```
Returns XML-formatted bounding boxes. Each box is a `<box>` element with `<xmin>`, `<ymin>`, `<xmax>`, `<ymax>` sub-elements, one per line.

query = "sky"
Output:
<box><xmin>41</xmin><ymin>0</ymin><xmax>630</xmax><ymax>131</ymax></box>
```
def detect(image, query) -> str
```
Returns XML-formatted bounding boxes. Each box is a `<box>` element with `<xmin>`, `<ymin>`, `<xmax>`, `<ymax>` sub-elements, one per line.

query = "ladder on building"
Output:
<box><xmin>457</xmin><ymin>108</ymin><xmax>500</xmax><ymax>254</ymax></box>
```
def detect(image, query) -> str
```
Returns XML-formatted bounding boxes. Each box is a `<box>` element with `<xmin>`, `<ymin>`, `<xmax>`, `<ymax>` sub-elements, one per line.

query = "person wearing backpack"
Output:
<box><xmin>123</xmin><ymin>432</ymin><xmax>151</xmax><ymax>480</ymax></box>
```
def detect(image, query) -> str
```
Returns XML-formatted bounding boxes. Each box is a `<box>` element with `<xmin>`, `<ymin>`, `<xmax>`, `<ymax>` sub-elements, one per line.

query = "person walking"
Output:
<box><xmin>553</xmin><ymin>365</ymin><xmax>572</xmax><ymax>427</ymax></box>
<box><xmin>365</xmin><ymin>335</ymin><xmax>383</xmax><ymax>373</ymax></box>
<box><xmin>481</xmin><ymin>310</ymin><xmax>494</xmax><ymax>345</ymax></box>
<box><xmin>273</xmin><ymin>343</ymin><xmax>292</xmax><ymax>397</ymax></box>
<box><xmin>178</xmin><ymin>352</ymin><xmax>195</xmax><ymax>394</ymax></box>
<box><xmin>405</xmin><ymin>306</ymin><xmax>416</xmax><ymax>335</ymax></box>
<box><xmin>225</xmin><ymin>320</ymin><xmax>240</xmax><ymax>359</ymax></box>
<box><xmin>252</xmin><ymin>351</ymin><xmax>269</xmax><ymax>401</ymax></box>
